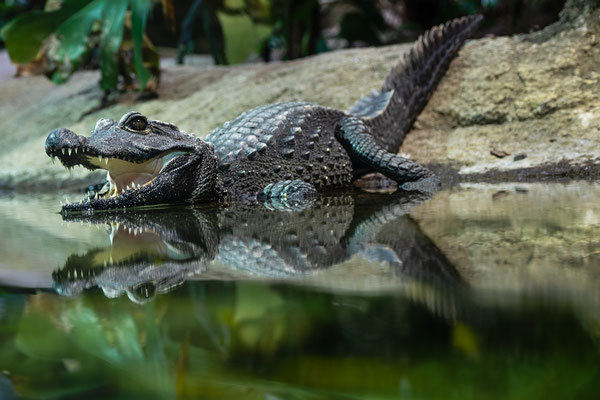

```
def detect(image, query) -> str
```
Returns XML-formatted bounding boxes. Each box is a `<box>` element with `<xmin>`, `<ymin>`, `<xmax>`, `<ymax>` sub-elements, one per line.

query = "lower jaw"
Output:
<box><xmin>62</xmin><ymin>192</ymin><xmax>130</xmax><ymax>213</ymax></box>
<box><xmin>104</xmin><ymin>171</ymin><xmax>155</xmax><ymax>198</ymax></box>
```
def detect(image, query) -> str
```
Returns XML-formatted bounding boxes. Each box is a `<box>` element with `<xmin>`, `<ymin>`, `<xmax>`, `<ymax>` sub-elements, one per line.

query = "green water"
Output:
<box><xmin>1</xmin><ymin>182</ymin><xmax>599</xmax><ymax>399</ymax></box>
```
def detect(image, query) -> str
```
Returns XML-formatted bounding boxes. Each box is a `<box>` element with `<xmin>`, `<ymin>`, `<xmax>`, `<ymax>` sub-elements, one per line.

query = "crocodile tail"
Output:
<box><xmin>349</xmin><ymin>15</ymin><xmax>483</xmax><ymax>153</ymax></box>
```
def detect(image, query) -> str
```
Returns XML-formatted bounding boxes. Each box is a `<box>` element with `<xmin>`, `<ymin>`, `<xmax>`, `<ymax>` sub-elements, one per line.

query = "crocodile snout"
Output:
<box><xmin>45</xmin><ymin>128</ymin><xmax>82</xmax><ymax>155</ymax></box>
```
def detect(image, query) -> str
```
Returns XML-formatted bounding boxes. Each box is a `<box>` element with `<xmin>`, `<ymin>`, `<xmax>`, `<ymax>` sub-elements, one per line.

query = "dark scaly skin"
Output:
<box><xmin>207</xmin><ymin>102</ymin><xmax>353</xmax><ymax>200</ymax></box>
<box><xmin>351</xmin><ymin>15</ymin><xmax>483</xmax><ymax>153</ymax></box>
<box><xmin>44</xmin><ymin>15</ymin><xmax>482</xmax><ymax>213</ymax></box>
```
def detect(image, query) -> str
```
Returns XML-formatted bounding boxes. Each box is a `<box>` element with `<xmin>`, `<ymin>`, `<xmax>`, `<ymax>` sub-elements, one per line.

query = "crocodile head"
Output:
<box><xmin>45</xmin><ymin>112</ymin><xmax>219</xmax><ymax>213</ymax></box>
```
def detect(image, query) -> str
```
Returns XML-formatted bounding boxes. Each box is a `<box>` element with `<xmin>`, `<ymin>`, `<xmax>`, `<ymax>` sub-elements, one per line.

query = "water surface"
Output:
<box><xmin>0</xmin><ymin>182</ymin><xmax>599</xmax><ymax>399</ymax></box>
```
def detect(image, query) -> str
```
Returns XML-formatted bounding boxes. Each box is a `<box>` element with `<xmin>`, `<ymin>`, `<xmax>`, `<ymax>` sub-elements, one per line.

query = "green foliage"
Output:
<box><xmin>1</xmin><ymin>0</ymin><xmax>155</xmax><ymax>91</ymax></box>
<box><xmin>0</xmin><ymin>1</ymin><xmax>89</xmax><ymax>64</ymax></box>
<box><xmin>50</xmin><ymin>0</ymin><xmax>105</xmax><ymax>84</ymax></box>
<box><xmin>97</xmin><ymin>1</ymin><xmax>128</xmax><ymax>90</ymax></box>
<box><xmin>0</xmin><ymin>1</ymin><xmax>43</xmax><ymax>47</ymax></box>
<box><xmin>217</xmin><ymin>11</ymin><xmax>271</xmax><ymax>64</ymax></box>
<box><xmin>130</xmin><ymin>0</ymin><xmax>153</xmax><ymax>90</ymax></box>
<box><xmin>2</xmin><ymin>281</ymin><xmax>600</xmax><ymax>399</ymax></box>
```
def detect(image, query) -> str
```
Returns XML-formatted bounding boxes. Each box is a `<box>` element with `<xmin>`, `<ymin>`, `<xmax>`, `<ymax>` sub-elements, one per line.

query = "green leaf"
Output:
<box><xmin>224</xmin><ymin>0</ymin><xmax>245</xmax><ymax>10</ymax></box>
<box><xmin>130</xmin><ymin>0</ymin><xmax>153</xmax><ymax>90</ymax></box>
<box><xmin>217</xmin><ymin>11</ymin><xmax>272</xmax><ymax>64</ymax></box>
<box><xmin>63</xmin><ymin>306</ymin><xmax>121</xmax><ymax>363</ymax></box>
<box><xmin>15</xmin><ymin>312</ymin><xmax>72</xmax><ymax>360</ymax></box>
<box><xmin>0</xmin><ymin>2</ymin><xmax>89</xmax><ymax>64</ymax></box>
<box><xmin>51</xmin><ymin>0</ymin><xmax>107</xmax><ymax>84</ymax></box>
<box><xmin>98</xmin><ymin>0</ymin><xmax>128</xmax><ymax>90</ymax></box>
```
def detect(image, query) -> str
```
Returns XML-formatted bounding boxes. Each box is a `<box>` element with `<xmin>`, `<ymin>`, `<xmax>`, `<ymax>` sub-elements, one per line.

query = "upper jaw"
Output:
<box><xmin>45</xmin><ymin>128</ymin><xmax>100</xmax><ymax>171</ymax></box>
<box><xmin>45</xmin><ymin>128</ymin><xmax>152</xmax><ymax>170</ymax></box>
<box><xmin>45</xmin><ymin>127</ymin><xmax>198</xmax><ymax>169</ymax></box>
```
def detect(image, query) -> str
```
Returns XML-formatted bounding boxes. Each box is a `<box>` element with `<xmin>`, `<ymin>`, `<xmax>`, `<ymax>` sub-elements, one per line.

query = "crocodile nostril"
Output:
<box><xmin>45</xmin><ymin>128</ymin><xmax>81</xmax><ymax>155</ymax></box>
<box><xmin>45</xmin><ymin>130</ymin><xmax>60</xmax><ymax>153</ymax></box>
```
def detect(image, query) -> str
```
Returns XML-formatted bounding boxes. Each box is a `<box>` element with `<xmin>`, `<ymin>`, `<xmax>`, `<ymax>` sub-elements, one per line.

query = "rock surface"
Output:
<box><xmin>409</xmin><ymin>1</ymin><xmax>600</xmax><ymax>182</ymax></box>
<box><xmin>0</xmin><ymin>0</ymin><xmax>598</xmax><ymax>190</ymax></box>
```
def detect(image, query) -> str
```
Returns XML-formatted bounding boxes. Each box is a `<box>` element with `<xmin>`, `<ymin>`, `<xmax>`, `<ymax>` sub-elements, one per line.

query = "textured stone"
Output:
<box><xmin>403</xmin><ymin>3</ymin><xmax>600</xmax><ymax>178</ymax></box>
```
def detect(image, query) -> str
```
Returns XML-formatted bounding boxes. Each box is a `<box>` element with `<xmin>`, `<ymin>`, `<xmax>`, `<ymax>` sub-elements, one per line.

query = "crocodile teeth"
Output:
<box><xmin>104</xmin><ymin>158</ymin><xmax>109</xmax><ymax>165</ymax></box>
<box><xmin>68</xmin><ymin>148</ymin><xmax>72</xmax><ymax>156</ymax></box>
<box><xmin>98</xmin><ymin>155</ymin><xmax>103</xmax><ymax>162</ymax></box>
<box><xmin>74</xmin><ymin>148</ymin><xmax>78</xmax><ymax>154</ymax></box>
<box><xmin>61</xmin><ymin>149</ymin><xmax>65</xmax><ymax>155</ymax></box>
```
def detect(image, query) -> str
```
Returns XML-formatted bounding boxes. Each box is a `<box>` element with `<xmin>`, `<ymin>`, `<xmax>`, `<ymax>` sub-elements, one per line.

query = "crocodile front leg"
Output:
<box><xmin>259</xmin><ymin>179</ymin><xmax>317</xmax><ymax>211</ymax></box>
<box><xmin>338</xmin><ymin>116</ymin><xmax>439</xmax><ymax>191</ymax></box>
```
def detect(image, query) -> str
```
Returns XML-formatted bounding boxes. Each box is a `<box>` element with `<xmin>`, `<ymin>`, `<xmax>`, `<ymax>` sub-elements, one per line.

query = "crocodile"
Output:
<box><xmin>45</xmin><ymin>15</ymin><xmax>482</xmax><ymax>213</ymax></box>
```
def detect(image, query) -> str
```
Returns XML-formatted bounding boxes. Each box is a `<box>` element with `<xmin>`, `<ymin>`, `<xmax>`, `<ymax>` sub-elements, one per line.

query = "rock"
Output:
<box><xmin>513</xmin><ymin>153</ymin><xmax>527</xmax><ymax>162</ymax></box>
<box><xmin>0</xmin><ymin>0</ymin><xmax>598</xmax><ymax>190</ymax></box>
<box><xmin>405</xmin><ymin>0</ymin><xmax>600</xmax><ymax>181</ymax></box>
<box><xmin>490</xmin><ymin>148</ymin><xmax>509</xmax><ymax>158</ymax></box>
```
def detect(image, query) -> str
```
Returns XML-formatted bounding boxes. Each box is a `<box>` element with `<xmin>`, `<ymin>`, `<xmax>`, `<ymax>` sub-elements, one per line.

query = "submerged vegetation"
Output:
<box><xmin>1</xmin><ymin>279</ymin><xmax>599</xmax><ymax>399</ymax></box>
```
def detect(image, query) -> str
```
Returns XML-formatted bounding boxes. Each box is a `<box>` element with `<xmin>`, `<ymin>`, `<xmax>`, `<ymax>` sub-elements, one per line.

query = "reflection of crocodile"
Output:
<box><xmin>45</xmin><ymin>16</ymin><xmax>481</xmax><ymax>213</ymax></box>
<box><xmin>53</xmin><ymin>210</ymin><xmax>219</xmax><ymax>303</ymax></box>
<box><xmin>54</xmin><ymin>191</ymin><xmax>463</xmax><ymax>306</ymax></box>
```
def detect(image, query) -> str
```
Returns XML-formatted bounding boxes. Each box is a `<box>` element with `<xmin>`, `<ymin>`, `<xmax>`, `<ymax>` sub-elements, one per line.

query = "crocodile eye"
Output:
<box><xmin>125</xmin><ymin>116</ymin><xmax>149</xmax><ymax>132</ymax></box>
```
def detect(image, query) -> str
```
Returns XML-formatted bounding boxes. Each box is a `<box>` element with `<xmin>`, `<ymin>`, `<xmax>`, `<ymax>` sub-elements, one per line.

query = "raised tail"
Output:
<box><xmin>349</xmin><ymin>15</ymin><xmax>483</xmax><ymax>153</ymax></box>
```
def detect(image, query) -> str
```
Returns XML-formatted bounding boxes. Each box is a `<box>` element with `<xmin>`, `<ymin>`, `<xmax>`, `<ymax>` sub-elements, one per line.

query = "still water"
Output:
<box><xmin>0</xmin><ymin>182</ymin><xmax>599</xmax><ymax>399</ymax></box>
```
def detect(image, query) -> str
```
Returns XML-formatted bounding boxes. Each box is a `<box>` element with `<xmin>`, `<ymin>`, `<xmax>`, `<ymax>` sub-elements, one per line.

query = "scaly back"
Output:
<box><xmin>349</xmin><ymin>15</ymin><xmax>483</xmax><ymax>153</ymax></box>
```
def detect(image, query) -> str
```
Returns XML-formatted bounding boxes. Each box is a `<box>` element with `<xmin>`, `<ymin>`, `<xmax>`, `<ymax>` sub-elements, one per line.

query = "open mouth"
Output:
<box><xmin>47</xmin><ymin>142</ymin><xmax>188</xmax><ymax>212</ymax></box>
